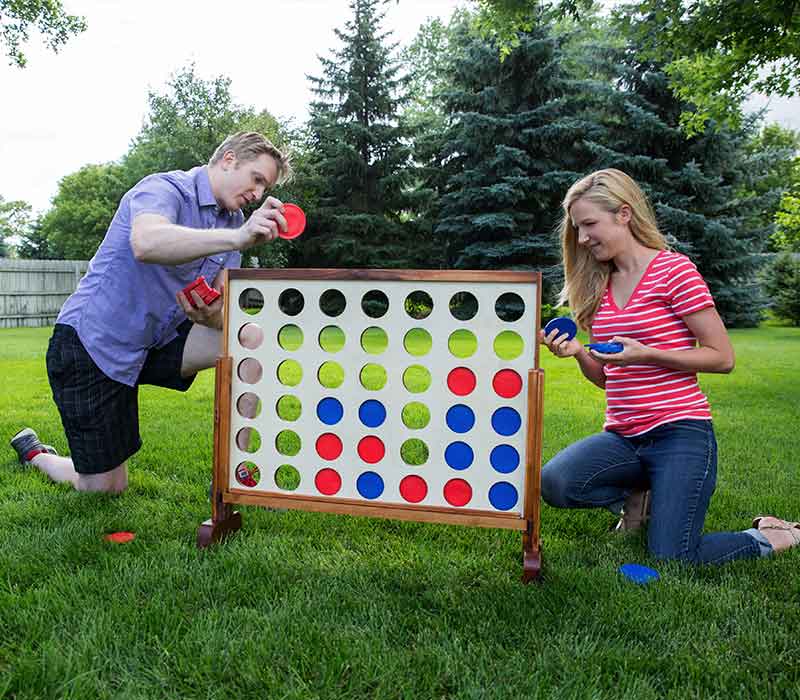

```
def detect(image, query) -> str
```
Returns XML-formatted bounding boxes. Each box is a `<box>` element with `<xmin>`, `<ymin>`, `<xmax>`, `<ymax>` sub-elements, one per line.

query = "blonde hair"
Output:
<box><xmin>209</xmin><ymin>131</ymin><xmax>293</xmax><ymax>184</ymax></box>
<box><xmin>558</xmin><ymin>168</ymin><xmax>668</xmax><ymax>330</ymax></box>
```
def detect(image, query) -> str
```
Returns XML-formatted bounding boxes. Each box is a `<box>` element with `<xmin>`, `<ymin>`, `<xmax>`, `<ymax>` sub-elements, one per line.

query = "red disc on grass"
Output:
<box><xmin>316</xmin><ymin>432</ymin><xmax>343</xmax><ymax>460</ymax></box>
<box><xmin>104</xmin><ymin>531</ymin><xmax>135</xmax><ymax>544</ymax></box>
<box><xmin>443</xmin><ymin>478</ymin><xmax>472</xmax><ymax>507</ymax></box>
<box><xmin>447</xmin><ymin>367</ymin><xmax>476</xmax><ymax>396</ymax></box>
<box><xmin>315</xmin><ymin>468</ymin><xmax>342</xmax><ymax>495</ymax></box>
<box><xmin>357</xmin><ymin>435</ymin><xmax>385</xmax><ymax>463</ymax></box>
<box><xmin>280</xmin><ymin>203</ymin><xmax>306</xmax><ymax>239</ymax></box>
<box><xmin>400</xmin><ymin>475</ymin><xmax>428</xmax><ymax>503</ymax></box>
<box><xmin>492</xmin><ymin>369</ymin><xmax>522</xmax><ymax>398</ymax></box>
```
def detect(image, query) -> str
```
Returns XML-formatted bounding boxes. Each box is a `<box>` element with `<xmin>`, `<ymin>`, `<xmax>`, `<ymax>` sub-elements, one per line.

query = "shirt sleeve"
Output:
<box><xmin>225</xmin><ymin>250</ymin><xmax>242</xmax><ymax>268</ymax></box>
<box><xmin>666</xmin><ymin>256</ymin><xmax>715</xmax><ymax>317</ymax></box>
<box><xmin>128</xmin><ymin>176</ymin><xmax>182</xmax><ymax>224</ymax></box>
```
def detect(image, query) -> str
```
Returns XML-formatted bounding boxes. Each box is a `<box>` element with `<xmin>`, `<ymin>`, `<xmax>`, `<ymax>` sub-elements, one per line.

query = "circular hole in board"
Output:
<box><xmin>320</xmin><ymin>289</ymin><xmax>346</xmax><ymax>317</ymax></box>
<box><xmin>361</xmin><ymin>290</ymin><xmax>389</xmax><ymax>318</ymax></box>
<box><xmin>278</xmin><ymin>324</ymin><xmax>303</xmax><ymax>351</ymax></box>
<box><xmin>495</xmin><ymin>292</ymin><xmax>525</xmax><ymax>322</ymax></box>
<box><xmin>237</xmin><ymin>392</ymin><xmax>262</xmax><ymax>419</ymax></box>
<box><xmin>404</xmin><ymin>290</ymin><xmax>433</xmax><ymax>320</ymax></box>
<box><xmin>238</xmin><ymin>323</ymin><xmax>264</xmax><ymax>350</ymax></box>
<box><xmin>278</xmin><ymin>288</ymin><xmax>304</xmax><ymax>316</ymax></box>
<box><xmin>449</xmin><ymin>291</ymin><xmax>478</xmax><ymax>321</ymax></box>
<box><xmin>239</xmin><ymin>288</ymin><xmax>264</xmax><ymax>315</ymax></box>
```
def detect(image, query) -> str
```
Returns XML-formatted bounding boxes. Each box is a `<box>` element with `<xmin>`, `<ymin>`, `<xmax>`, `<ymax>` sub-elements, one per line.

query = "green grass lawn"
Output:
<box><xmin>1</xmin><ymin>325</ymin><xmax>799</xmax><ymax>699</ymax></box>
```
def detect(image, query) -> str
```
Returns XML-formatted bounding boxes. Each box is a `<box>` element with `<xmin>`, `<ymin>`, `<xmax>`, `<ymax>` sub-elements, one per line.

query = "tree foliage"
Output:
<box><xmin>1</xmin><ymin>0</ymin><xmax>86</xmax><ymax>67</ymax></box>
<box><xmin>774</xmin><ymin>192</ymin><xmax>800</xmax><ymax>252</ymax></box>
<box><xmin>479</xmin><ymin>1</ymin><xmax>800</xmax><ymax>135</ymax></box>
<box><xmin>302</xmin><ymin>0</ymin><xmax>439</xmax><ymax>268</ymax></box>
<box><xmin>36</xmin><ymin>163</ymin><xmax>128</xmax><ymax>260</ymax></box>
<box><xmin>760</xmin><ymin>251</ymin><xmax>800</xmax><ymax>324</ymax></box>
<box><xmin>0</xmin><ymin>195</ymin><xmax>35</xmax><ymax>256</ymax></box>
<box><xmin>421</xmin><ymin>8</ymin><xmax>778</xmax><ymax>324</ymax></box>
<box><xmin>431</xmin><ymin>17</ymin><xmax>599</xmax><ymax>287</ymax></box>
<box><xmin>123</xmin><ymin>64</ymin><xmax>285</xmax><ymax>182</ymax></box>
<box><xmin>736</xmin><ymin>125</ymin><xmax>800</xmax><ymax>249</ymax></box>
<box><xmin>614</xmin><ymin>0</ymin><xmax>800</xmax><ymax>135</ymax></box>
<box><xmin>474</xmin><ymin>0</ymin><xmax>594</xmax><ymax>56</ymax></box>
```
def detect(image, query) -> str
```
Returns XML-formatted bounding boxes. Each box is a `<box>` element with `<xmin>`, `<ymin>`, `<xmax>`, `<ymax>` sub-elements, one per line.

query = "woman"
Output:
<box><xmin>540</xmin><ymin>168</ymin><xmax>799</xmax><ymax>563</ymax></box>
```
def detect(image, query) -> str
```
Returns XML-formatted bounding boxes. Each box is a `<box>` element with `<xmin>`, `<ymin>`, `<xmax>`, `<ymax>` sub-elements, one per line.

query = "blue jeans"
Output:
<box><xmin>541</xmin><ymin>420</ymin><xmax>761</xmax><ymax>564</ymax></box>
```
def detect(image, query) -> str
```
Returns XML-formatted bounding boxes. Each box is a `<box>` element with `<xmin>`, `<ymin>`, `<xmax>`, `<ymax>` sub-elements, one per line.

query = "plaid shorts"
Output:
<box><xmin>46</xmin><ymin>322</ymin><xmax>196</xmax><ymax>474</ymax></box>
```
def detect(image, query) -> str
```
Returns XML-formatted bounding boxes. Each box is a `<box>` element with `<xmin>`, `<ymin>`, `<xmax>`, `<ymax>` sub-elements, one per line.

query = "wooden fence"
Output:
<box><xmin>0</xmin><ymin>259</ymin><xmax>89</xmax><ymax>328</ymax></box>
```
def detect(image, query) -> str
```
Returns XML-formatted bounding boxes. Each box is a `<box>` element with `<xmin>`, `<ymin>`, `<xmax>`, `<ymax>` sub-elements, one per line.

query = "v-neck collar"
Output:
<box><xmin>608</xmin><ymin>250</ymin><xmax>664</xmax><ymax>312</ymax></box>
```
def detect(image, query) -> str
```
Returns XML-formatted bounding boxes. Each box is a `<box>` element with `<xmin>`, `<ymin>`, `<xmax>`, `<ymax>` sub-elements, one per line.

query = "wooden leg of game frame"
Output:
<box><xmin>522</xmin><ymin>526</ymin><xmax>542</xmax><ymax>583</ymax></box>
<box><xmin>197</xmin><ymin>356</ymin><xmax>242</xmax><ymax>548</ymax></box>
<box><xmin>522</xmin><ymin>368</ymin><xmax>544</xmax><ymax>583</ymax></box>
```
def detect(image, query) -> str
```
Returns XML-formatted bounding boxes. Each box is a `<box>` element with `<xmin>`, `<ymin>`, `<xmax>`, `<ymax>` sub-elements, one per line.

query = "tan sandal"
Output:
<box><xmin>752</xmin><ymin>516</ymin><xmax>800</xmax><ymax>553</ymax></box>
<box><xmin>613</xmin><ymin>489</ymin><xmax>651</xmax><ymax>532</ymax></box>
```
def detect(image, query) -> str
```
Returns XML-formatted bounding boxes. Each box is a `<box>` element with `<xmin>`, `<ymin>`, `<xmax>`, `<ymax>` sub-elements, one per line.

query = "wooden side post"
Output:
<box><xmin>197</xmin><ymin>355</ymin><xmax>242</xmax><ymax>547</ymax></box>
<box><xmin>522</xmin><ymin>368</ymin><xmax>544</xmax><ymax>582</ymax></box>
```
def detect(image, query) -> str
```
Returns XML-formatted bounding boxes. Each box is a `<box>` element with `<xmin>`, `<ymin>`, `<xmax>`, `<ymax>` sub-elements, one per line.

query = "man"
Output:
<box><xmin>10</xmin><ymin>132</ymin><xmax>291</xmax><ymax>493</ymax></box>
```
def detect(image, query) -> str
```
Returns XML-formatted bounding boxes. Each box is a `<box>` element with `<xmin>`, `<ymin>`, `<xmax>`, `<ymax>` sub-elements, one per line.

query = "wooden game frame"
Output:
<box><xmin>198</xmin><ymin>269</ymin><xmax>545</xmax><ymax>582</ymax></box>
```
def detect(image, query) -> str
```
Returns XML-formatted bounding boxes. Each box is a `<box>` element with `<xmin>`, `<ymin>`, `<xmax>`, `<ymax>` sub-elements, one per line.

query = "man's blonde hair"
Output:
<box><xmin>209</xmin><ymin>131</ymin><xmax>293</xmax><ymax>184</ymax></box>
<box><xmin>558</xmin><ymin>168</ymin><xmax>668</xmax><ymax>330</ymax></box>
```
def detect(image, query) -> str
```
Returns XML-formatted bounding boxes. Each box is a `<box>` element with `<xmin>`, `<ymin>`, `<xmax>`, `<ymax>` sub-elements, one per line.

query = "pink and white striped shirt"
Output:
<box><xmin>591</xmin><ymin>250</ymin><xmax>715</xmax><ymax>437</ymax></box>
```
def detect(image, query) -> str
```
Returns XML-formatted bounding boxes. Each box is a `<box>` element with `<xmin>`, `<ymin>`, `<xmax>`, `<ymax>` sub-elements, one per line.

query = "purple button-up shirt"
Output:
<box><xmin>57</xmin><ymin>165</ymin><xmax>243</xmax><ymax>386</ymax></box>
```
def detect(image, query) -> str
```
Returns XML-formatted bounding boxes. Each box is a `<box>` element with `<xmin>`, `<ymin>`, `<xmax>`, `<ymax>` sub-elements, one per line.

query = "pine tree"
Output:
<box><xmin>301</xmin><ymin>0</ymin><xmax>439</xmax><ymax>269</ymax></box>
<box><xmin>431</xmin><ymin>19</ymin><xmax>602</xmax><ymax>293</ymax></box>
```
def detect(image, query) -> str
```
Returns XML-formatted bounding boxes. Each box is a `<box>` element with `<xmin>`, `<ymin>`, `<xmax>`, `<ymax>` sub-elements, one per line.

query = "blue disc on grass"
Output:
<box><xmin>491</xmin><ymin>407</ymin><xmax>521</xmax><ymax>436</ymax></box>
<box><xmin>490</xmin><ymin>444</ymin><xmax>520</xmax><ymax>474</ymax></box>
<box><xmin>618</xmin><ymin>563</ymin><xmax>660</xmax><ymax>585</ymax></box>
<box><xmin>444</xmin><ymin>441</ymin><xmax>474</xmax><ymax>470</ymax></box>
<box><xmin>356</xmin><ymin>471</ymin><xmax>384</xmax><ymax>499</ymax></box>
<box><xmin>359</xmin><ymin>399</ymin><xmax>386</xmax><ymax>428</ymax></box>
<box><xmin>544</xmin><ymin>316</ymin><xmax>577</xmax><ymax>341</ymax></box>
<box><xmin>446</xmin><ymin>404</ymin><xmax>475</xmax><ymax>433</ymax></box>
<box><xmin>317</xmin><ymin>397</ymin><xmax>344</xmax><ymax>425</ymax></box>
<box><xmin>489</xmin><ymin>481</ymin><xmax>519</xmax><ymax>511</ymax></box>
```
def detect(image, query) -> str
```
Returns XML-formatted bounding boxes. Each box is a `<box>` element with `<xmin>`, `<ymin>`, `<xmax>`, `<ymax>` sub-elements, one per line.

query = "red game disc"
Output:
<box><xmin>280</xmin><ymin>203</ymin><xmax>306</xmax><ymax>239</ymax></box>
<box><xmin>357</xmin><ymin>436</ymin><xmax>386</xmax><ymax>464</ymax></box>
<box><xmin>400</xmin><ymin>475</ymin><xmax>428</xmax><ymax>503</ymax></box>
<box><xmin>315</xmin><ymin>468</ymin><xmax>342</xmax><ymax>495</ymax></box>
<box><xmin>492</xmin><ymin>369</ymin><xmax>522</xmax><ymax>398</ymax></box>
<box><xmin>443</xmin><ymin>478</ymin><xmax>473</xmax><ymax>507</ymax></box>
<box><xmin>104</xmin><ymin>531</ymin><xmax>135</xmax><ymax>544</ymax></box>
<box><xmin>447</xmin><ymin>367</ymin><xmax>476</xmax><ymax>396</ymax></box>
<box><xmin>316</xmin><ymin>433</ymin><xmax>343</xmax><ymax>460</ymax></box>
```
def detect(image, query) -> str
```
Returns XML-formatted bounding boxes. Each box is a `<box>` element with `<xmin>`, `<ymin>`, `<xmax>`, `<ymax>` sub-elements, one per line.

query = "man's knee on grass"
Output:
<box><xmin>76</xmin><ymin>464</ymin><xmax>128</xmax><ymax>494</ymax></box>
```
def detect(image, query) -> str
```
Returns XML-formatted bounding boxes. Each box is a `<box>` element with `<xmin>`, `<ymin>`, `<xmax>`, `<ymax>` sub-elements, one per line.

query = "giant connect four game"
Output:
<box><xmin>198</xmin><ymin>269</ymin><xmax>545</xmax><ymax>582</ymax></box>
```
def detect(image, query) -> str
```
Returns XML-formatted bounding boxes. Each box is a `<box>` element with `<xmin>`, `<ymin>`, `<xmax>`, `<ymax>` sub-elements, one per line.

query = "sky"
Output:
<box><xmin>1</xmin><ymin>0</ymin><xmax>798</xmax><ymax>214</ymax></box>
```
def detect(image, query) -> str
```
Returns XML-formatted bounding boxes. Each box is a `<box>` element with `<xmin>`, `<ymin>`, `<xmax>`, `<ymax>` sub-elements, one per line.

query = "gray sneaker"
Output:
<box><xmin>10</xmin><ymin>428</ymin><xmax>58</xmax><ymax>467</ymax></box>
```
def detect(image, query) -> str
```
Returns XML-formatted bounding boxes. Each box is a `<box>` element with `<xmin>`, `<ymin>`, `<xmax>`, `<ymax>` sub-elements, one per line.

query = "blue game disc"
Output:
<box><xmin>446</xmin><ymin>404</ymin><xmax>475</xmax><ymax>433</ymax></box>
<box><xmin>543</xmin><ymin>316</ymin><xmax>577</xmax><ymax>341</ymax></box>
<box><xmin>356</xmin><ymin>471</ymin><xmax>384</xmax><ymax>500</ymax></box>
<box><xmin>444</xmin><ymin>441</ymin><xmax>474</xmax><ymax>471</ymax></box>
<box><xmin>488</xmin><ymin>481</ymin><xmax>519</xmax><ymax>511</ymax></box>
<box><xmin>359</xmin><ymin>399</ymin><xmax>386</xmax><ymax>428</ymax></box>
<box><xmin>618</xmin><ymin>563</ymin><xmax>660</xmax><ymax>585</ymax></box>
<box><xmin>585</xmin><ymin>342</ymin><xmax>624</xmax><ymax>354</ymax></box>
<box><xmin>491</xmin><ymin>407</ymin><xmax>522</xmax><ymax>436</ymax></box>
<box><xmin>316</xmin><ymin>397</ymin><xmax>344</xmax><ymax>425</ymax></box>
<box><xmin>490</xmin><ymin>444</ymin><xmax>520</xmax><ymax>474</ymax></box>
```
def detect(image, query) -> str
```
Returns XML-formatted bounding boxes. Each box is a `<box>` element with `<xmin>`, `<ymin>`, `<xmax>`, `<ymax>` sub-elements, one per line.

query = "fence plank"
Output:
<box><xmin>0</xmin><ymin>259</ymin><xmax>89</xmax><ymax>328</ymax></box>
